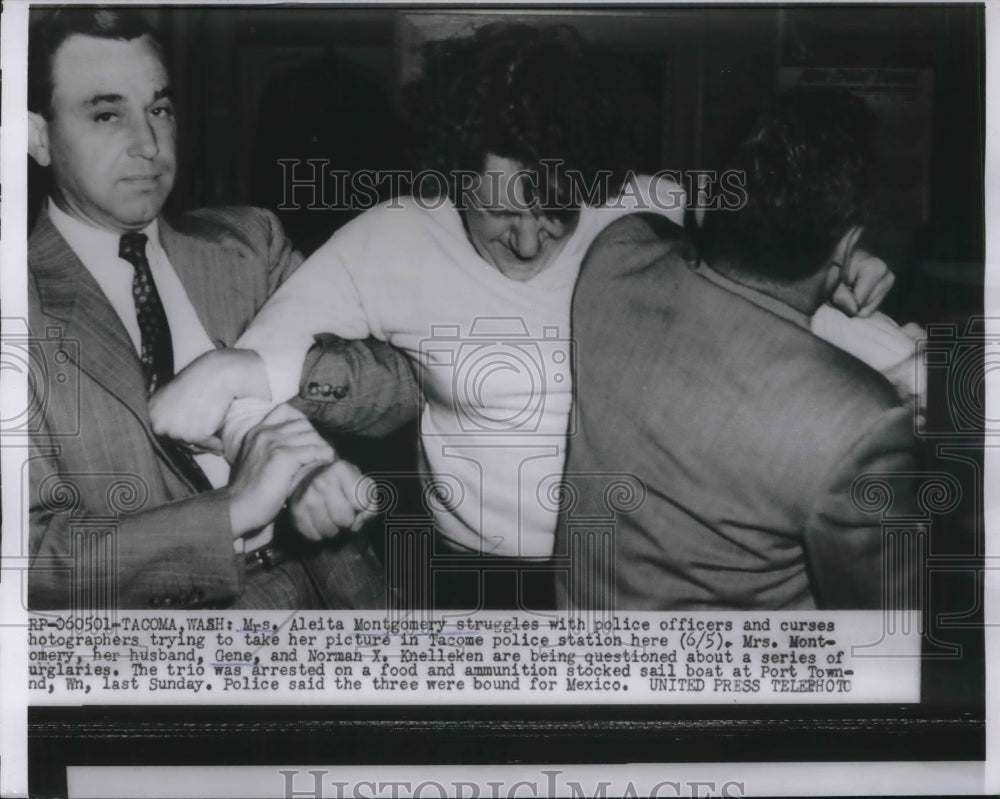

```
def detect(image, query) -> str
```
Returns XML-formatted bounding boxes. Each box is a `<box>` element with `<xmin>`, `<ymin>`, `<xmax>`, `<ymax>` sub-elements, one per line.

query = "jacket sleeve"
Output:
<box><xmin>289</xmin><ymin>333</ymin><xmax>420</xmax><ymax>438</ymax></box>
<box><xmin>803</xmin><ymin>406</ymin><xmax>923</xmax><ymax>610</ymax></box>
<box><xmin>258</xmin><ymin>206</ymin><xmax>305</xmax><ymax>295</ymax></box>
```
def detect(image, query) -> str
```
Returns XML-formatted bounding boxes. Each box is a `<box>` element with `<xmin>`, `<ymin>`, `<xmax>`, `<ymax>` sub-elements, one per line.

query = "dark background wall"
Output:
<box><xmin>30</xmin><ymin>4</ymin><xmax>985</xmax><ymax>324</ymax></box>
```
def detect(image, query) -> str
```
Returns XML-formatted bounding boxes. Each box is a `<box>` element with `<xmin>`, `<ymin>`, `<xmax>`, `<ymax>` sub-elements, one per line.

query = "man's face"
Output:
<box><xmin>463</xmin><ymin>154</ymin><xmax>576</xmax><ymax>281</ymax></box>
<box><xmin>36</xmin><ymin>34</ymin><xmax>176</xmax><ymax>232</ymax></box>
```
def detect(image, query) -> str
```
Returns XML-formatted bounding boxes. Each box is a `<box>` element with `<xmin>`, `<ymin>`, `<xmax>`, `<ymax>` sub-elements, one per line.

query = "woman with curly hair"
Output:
<box><xmin>151</xmin><ymin>23</ymin><xmax>891</xmax><ymax>608</ymax></box>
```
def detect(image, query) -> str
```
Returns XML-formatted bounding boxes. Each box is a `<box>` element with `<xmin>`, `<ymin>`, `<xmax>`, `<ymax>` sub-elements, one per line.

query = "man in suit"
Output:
<box><xmin>25</xmin><ymin>8</ymin><xmax>407</xmax><ymax>610</ymax></box>
<box><xmin>556</xmin><ymin>88</ymin><xmax>921</xmax><ymax>610</ymax></box>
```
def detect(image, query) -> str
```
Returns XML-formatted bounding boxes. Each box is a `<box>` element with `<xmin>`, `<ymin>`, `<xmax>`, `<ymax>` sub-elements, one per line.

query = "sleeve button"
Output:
<box><xmin>333</xmin><ymin>385</ymin><xmax>349</xmax><ymax>399</ymax></box>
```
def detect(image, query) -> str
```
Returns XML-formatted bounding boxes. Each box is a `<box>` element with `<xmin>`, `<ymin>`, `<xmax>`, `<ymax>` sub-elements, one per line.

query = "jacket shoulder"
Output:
<box><xmin>580</xmin><ymin>212</ymin><xmax>691</xmax><ymax>286</ymax></box>
<box><xmin>590</xmin><ymin>211</ymin><xmax>685</xmax><ymax>252</ymax></box>
<box><xmin>800</xmin><ymin>326</ymin><xmax>903</xmax><ymax>412</ymax></box>
<box><xmin>164</xmin><ymin>206</ymin><xmax>284</xmax><ymax>250</ymax></box>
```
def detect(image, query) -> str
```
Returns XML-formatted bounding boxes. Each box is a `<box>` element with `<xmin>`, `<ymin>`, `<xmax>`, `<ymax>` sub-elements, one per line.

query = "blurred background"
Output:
<box><xmin>28</xmin><ymin>5</ymin><xmax>984</xmax><ymax>326</ymax></box>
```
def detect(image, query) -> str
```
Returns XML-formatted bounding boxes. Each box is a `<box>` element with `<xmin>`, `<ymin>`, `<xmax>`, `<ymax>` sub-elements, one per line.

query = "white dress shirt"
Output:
<box><xmin>45</xmin><ymin>202</ymin><xmax>265</xmax><ymax>549</ymax></box>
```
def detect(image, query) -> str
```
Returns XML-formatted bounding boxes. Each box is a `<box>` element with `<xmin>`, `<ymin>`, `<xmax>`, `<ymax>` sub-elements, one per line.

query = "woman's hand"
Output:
<box><xmin>830</xmin><ymin>248</ymin><xmax>896</xmax><ymax>318</ymax></box>
<box><xmin>227</xmin><ymin>403</ymin><xmax>336</xmax><ymax>537</ymax></box>
<box><xmin>288</xmin><ymin>459</ymin><xmax>376</xmax><ymax>541</ymax></box>
<box><xmin>149</xmin><ymin>348</ymin><xmax>270</xmax><ymax>447</ymax></box>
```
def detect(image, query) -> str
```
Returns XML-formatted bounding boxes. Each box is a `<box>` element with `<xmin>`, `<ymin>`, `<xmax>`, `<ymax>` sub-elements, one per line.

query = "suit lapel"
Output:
<box><xmin>29</xmin><ymin>213</ymin><xmax>150</xmax><ymax>423</ymax></box>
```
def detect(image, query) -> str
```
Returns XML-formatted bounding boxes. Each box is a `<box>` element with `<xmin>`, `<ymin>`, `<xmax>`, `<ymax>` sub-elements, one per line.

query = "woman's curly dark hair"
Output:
<box><xmin>699</xmin><ymin>87</ymin><xmax>876</xmax><ymax>282</ymax></box>
<box><xmin>404</xmin><ymin>22</ymin><xmax>652</xmax><ymax>218</ymax></box>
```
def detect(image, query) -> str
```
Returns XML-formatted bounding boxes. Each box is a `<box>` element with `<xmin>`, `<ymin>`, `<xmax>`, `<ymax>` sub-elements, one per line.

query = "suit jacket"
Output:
<box><xmin>555</xmin><ymin>214</ymin><xmax>921</xmax><ymax>610</ymax></box>
<box><xmin>292</xmin><ymin>332</ymin><xmax>419</xmax><ymax>438</ymax></box>
<box><xmin>28</xmin><ymin>207</ymin><xmax>413</xmax><ymax>610</ymax></box>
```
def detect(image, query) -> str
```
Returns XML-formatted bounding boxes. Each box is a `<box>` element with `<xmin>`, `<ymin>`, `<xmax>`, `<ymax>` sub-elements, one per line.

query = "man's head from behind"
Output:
<box><xmin>28</xmin><ymin>8</ymin><xmax>176</xmax><ymax>232</ymax></box>
<box><xmin>701</xmin><ymin>88</ymin><xmax>874</xmax><ymax>295</ymax></box>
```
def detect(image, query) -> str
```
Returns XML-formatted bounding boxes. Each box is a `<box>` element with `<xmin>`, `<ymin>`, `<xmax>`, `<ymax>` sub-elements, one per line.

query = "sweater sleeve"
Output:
<box><xmin>225</xmin><ymin>210</ymin><xmax>389</xmax><ymax>455</ymax></box>
<box><xmin>237</xmin><ymin>235</ymin><xmax>373</xmax><ymax>404</ymax></box>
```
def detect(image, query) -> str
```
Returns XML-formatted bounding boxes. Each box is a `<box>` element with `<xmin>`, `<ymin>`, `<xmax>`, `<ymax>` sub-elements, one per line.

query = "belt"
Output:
<box><xmin>245</xmin><ymin>543</ymin><xmax>290</xmax><ymax>571</ymax></box>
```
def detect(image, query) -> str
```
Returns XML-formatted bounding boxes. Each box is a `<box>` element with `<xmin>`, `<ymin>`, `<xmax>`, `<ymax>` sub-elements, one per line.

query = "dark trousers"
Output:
<box><xmin>430</xmin><ymin>554</ymin><xmax>558</xmax><ymax>610</ymax></box>
<box><xmin>382</xmin><ymin>527</ymin><xmax>556</xmax><ymax>611</ymax></box>
<box><xmin>233</xmin><ymin>528</ymin><xmax>387</xmax><ymax>609</ymax></box>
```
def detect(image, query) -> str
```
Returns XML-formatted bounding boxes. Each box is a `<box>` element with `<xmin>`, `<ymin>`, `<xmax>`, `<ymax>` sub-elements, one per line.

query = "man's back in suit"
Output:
<box><xmin>556</xmin><ymin>213</ymin><xmax>921</xmax><ymax>610</ymax></box>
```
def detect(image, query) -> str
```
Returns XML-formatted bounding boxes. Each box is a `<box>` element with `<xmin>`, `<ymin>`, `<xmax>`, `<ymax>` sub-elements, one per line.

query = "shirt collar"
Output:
<box><xmin>694</xmin><ymin>260</ymin><xmax>812</xmax><ymax>330</ymax></box>
<box><xmin>46</xmin><ymin>199</ymin><xmax>162</xmax><ymax>261</ymax></box>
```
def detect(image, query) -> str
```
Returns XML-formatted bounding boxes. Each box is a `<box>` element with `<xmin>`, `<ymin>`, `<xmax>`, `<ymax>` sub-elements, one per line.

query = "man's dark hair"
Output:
<box><xmin>28</xmin><ymin>7</ymin><xmax>162</xmax><ymax>118</ymax></box>
<box><xmin>404</xmin><ymin>22</ymin><xmax>650</xmax><ymax>220</ymax></box>
<box><xmin>700</xmin><ymin>87</ymin><xmax>875</xmax><ymax>282</ymax></box>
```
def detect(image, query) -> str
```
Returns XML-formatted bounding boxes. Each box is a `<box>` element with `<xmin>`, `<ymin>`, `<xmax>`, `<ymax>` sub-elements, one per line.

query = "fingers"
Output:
<box><xmin>855</xmin><ymin>270</ymin><xmax>895</xmax><ymax>318</ymax></box>
<box><xmin>282</xmin><ymin>441</ymin><xmax>336</xmax><ymax>472</ymax></box>
<box><xmin>150</xmin><ymin>350</ymin><xmax>269</xmax><ymax>443</ymax></box>
<box><xmin>841</xmin><ymin>251</ymin><xmax>894</xmax><ymax>318</ymax></box>
<box><xmin>263</xmin><ymin>439</ymin><xmax>337</xmax><ymax>493</ymax></box>
<box><xmin>228</xmin><ymin>402</ymin><xmax>339</xmax><ymax>537</ymax></box>
<box><xmin>238</xmin><ymin>420</ymin><xmax>335</xmax><ymax>498</ymax></box>
<box><xmin>288</xmin><ymin>463</ymin><xmax>336</xmax><ymax>541</ymax></box>
<box><xmin>290</xmin><ymin>460</ymin><xmax>370</xmax><ymax>539</ymax></box>
<box><xmin>830</xmin><ymin>261</ymin><xmax>895</xmax><ymax>319</ymax></box>
<box><xmin>262</xmin><ymin>402</ymin><xmax>309</xmax><ymax>426</ymax></box>
<box><xmin>272</xmin><ymin>436</ymin><xmax>336</xmax><ymax>487</ymax></box>
<box><xmin>148</xmin><ymin>353</ymin><xmax>230</xmax><ymax>441</ymax></box>
<box><xmin>292</xmin><ymin>488</ymin><xmax>353</xmax><ymax>540</ymax></box>
<box><xmin>149</xmin><ymin>403</ymin><xmax>224</xmax><ymax>443</ymax></box>
<box><xmin>829</xmin><ymin>283</ymin><xmax>859</xmax><ymax>317</ymax></box>
<box><xmin>245</xmin><ymin>415</ymin><xmax>330</xmax><ymax>456</ymax></box>
<box><xmin>227</xmin><ymin>436</ymin><xmax>334</xmax><ymax>538</ymax></box>
<box><xmin>330</xmin><ymin>460</ymin><xmax>368</xmax><ymax>511</ymax></box>
<box><xmin>883</xmin><ymin>359</ymin><xmax>916</xmax><ymax>401</ymax></box>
